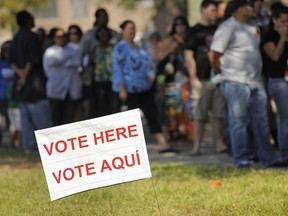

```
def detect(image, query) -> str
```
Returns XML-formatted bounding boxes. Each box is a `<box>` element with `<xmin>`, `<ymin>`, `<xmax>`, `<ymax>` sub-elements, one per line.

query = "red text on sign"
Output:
<box><xmin>43</xmin><ymin>135</ymin><xmax>89</xmax><ymax>156</ymax></box>
<box><xmin>52</xmin><ymin>162</ymin><xmax>96</xmax><ymax>184</ymax></box>
<box><xmin>93</xmin><ymin>124</ymin><xmax>138</xmax><ymax>145</ymax></box>
<box><xmin>101</xmin><ymin>150</ymin><xmax>141</xmax><ymax>172</ymax></box>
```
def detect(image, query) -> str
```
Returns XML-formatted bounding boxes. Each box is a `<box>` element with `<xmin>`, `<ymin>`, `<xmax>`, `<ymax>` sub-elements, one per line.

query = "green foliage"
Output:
<box><xmin>0</xmin><ymin>0</ymin><xmax>48</xmax><ymax>32</ymax></box>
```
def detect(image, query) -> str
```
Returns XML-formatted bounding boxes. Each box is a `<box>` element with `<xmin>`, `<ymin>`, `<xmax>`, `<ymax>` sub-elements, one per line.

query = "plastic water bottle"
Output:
<box><xmin>120</xmin><ymin>104</ymin><xmax>128</xmax><ymax>112</ymax></box>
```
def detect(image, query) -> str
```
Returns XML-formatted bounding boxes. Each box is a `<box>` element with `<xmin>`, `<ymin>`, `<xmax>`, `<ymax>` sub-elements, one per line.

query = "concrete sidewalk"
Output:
<box><xmin>143</xmin><ymin>122</ymin><xmax>234</xmax><ymax>167</ymax></box>
<box><xmin>146</xmin><ymin>138</ymin><xmax>234</xmax><ymax>167</ymax></box>
<box><xmin>144</xmin><ymin>127</ymin><xmax>283</xmax><ymax>169</ymax></box>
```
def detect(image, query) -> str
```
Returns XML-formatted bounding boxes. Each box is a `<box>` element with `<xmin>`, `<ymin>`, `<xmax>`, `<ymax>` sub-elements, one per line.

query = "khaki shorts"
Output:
<box><xmin>192</xmin><ymin>81</ymin><xmax>225</xmax><ymax>121</ymax></box>
<box><xmin>8</xmin><ymin>108</ymin><xmax>21</xmax><ymax>131</ymax></box>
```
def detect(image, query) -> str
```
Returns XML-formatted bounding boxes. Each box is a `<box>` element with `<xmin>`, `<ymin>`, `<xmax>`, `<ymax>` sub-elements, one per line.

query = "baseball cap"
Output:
<box><xmin>232</xmin><ymin>0</ymin><xmax>254</xmax><ymax>11</ymax></box>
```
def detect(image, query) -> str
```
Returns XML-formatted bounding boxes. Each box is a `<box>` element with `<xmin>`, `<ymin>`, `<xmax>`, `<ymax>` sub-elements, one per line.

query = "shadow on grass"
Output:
<box><xmin>0</xmin><ymin>146</ymin><xmax>41</xmax><ymax>167</ymax></box>
<box><xmin>151</xmin><ymin>163</ymin><xmax>253</xmax><ymax>180</ymax></box>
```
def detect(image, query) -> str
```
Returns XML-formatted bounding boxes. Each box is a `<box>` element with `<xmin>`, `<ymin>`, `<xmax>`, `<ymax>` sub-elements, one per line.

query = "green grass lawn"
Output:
<box><xmin>1</xmin><ymin>147</ymin><xmax>288</xmax><ymax>216</ymax></box>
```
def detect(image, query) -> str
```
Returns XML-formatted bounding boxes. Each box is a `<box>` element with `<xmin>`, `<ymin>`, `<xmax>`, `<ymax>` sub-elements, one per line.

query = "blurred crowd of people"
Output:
<box><xmin>1</xmin><ymin>0</ymin><xmax>288</xmax><ymax>168</ymax></box>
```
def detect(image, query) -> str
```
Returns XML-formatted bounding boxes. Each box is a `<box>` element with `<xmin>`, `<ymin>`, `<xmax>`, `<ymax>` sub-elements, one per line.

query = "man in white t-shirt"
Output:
<box><xmin>209</xmin><ymin>0</ymin><xmax>285</xmax><ymax>168</ymax></box>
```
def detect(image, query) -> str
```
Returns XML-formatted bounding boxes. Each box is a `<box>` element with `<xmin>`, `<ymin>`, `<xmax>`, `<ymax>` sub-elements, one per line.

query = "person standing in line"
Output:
<box><xmin>6</xmin><ymin>81</ymin><xmax>21</xmax><ymax>149</ymax></box>
<box><xmin>184</xmin><ymin>0</ymin><xmax>227</xmax><ymax>155</ymax></box>
<box><xmin>67</xmin><ymin>24</ymin><xmax>90</xmax><ymax>121</ymax></box>
<box><xmin>156</xmin><ymin>16</ymin><xmax>192</xmax><ymax>142</ymax></box>
<box><xmin>209</xmin><ymin>0</ymin><xmax>285</xmax><ymax>168</ymax></box>
<box><xmin>146</xmin><ymin>32</ymin><xmax>164</xmax><ymax>121</ymax></box>
<box><xmin>0</xmin><ymin>41</ymin><xmax>21</xmax><ymax>148</ymax></box>
<box><xmin>0</xmin><ymin>41</ymin><xmax>12</xmax><ymax>145</ymax></box>
<box><xmin>263</xmin><ymin>6</ymin><xmax>288</xmax><ymax>162</ymax></box>
<box><xmin>1</xmin><ymin>40</ymin><xmax>21</xmax><ymax>148</ymax></box>
<box><xmin>79</xmin><ymin>8</ymin><xmax>120</xmax><ymax>85</ymax></box>
<box><xmin>254</xmin><ymin>0</ymin><xmax>270</xmax><ymax>31</ymax></box>
<box><xmin>67</xmin><ymin>25</ymin><xmax>83</xmax><ymax>51</ymax></box>
<box><xmin>8</xmin><ymin>10</ymin><xmax>52</xmax><ymax>153</ymax></box>
<box><xmin>35</xmin><ymin>27</ymin><xmax>49</xmax><ymax>55</ymax></box>
<box><xmin>112</xmin><ymin>20</ymin><xmax>178</xmax><ymax>153</ymax></box>
<box><xmin>88</xmin><ymin>26</ymin><xmax>119</xmax><ymax>118</ymax></box>
<box><xmin>79</xmin><ymin>8</ymin><xmax>120</xmax><ymax>58</ymax></box>
<box><xmin>257</xmin><ymin>1</ymin><xmax>283</xmax><ymax>152</ymax></box>
<box><xmin>43</xmin><ymin>28</ymin><xmax>82</xmax><ymax>126</ymax></box>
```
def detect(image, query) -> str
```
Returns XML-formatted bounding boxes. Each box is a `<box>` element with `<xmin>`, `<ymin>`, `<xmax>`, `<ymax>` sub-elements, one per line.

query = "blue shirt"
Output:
<box><xmin>112</xmin><ymin>40</ymin><xmax>155</xmax><ymax>93</ymax></box>
<box><xmin>0</xmin><ymin>60</ymin><xmax>14</xmax><ymax>100</ymax></box>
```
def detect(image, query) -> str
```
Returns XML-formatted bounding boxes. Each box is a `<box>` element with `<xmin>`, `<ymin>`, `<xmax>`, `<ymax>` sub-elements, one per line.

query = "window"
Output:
<box><xmin>33</xmin><ymin>0</ymin><xmax>58</xmax><ymax>18</ymax></box>
<box><xmin>71</xmin><ymin>0</ymin><xmax>89</xmax><ymax>18</ymax></box>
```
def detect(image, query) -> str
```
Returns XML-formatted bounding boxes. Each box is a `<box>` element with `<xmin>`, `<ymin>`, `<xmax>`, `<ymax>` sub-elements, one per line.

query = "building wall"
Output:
<box><xmin>0</xmin><ymin>0</ymin><xmax>184</xmax><ymax>43</ymax></box>
<box><xmin>282</xmin><ymin>0</ymin><xmax>288</xmax><ymax>6</ymax></box>
<box><xmin>187</xmin><ymin>0</ymin><xmax>201</xmax><ymax>26</ymax></box>
<box><xmin>34</xmin><ymin>0</ymin><xmax>155</xmax><ymax>36</ymax></box>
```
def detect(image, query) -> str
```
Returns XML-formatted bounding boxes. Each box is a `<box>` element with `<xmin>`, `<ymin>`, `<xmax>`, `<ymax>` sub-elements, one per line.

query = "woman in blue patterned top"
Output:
<box><xmin>112</xmin><ymin>20</ymin><xmax>178</xmax><ymax>153</ymax></box>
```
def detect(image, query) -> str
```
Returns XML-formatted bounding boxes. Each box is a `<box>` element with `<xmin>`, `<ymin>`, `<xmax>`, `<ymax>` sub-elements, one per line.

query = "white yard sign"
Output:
<box><xmin>35</xmin><ymin>109</ymin><xmax>152</xmax><ymax>201</ymax></box>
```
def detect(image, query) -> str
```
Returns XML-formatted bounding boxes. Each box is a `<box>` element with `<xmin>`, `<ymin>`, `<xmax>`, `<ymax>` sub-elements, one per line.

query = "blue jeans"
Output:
<box><xmin>19</xmin><ymin>99</ymin><xmax>53</xmax><ymax>151</ymax></box>
<box><xmin>221</xmin><ymin>81</ymin><xmax>278</xmax><ymax>167</ymax></box>
<box><xmin>268</xmin><ymin>78</ymin><xmax>288</xmax><ymax>160</ymax></box>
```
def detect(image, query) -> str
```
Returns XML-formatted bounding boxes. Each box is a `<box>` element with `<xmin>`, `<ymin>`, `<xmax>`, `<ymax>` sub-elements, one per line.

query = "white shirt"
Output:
<box><xmin>211</xmin><ymin>17</ymin><xmax>263</xmax><ymax>86</ymax></box>
<box><xmin>43</xmin><ymin>44</ymin><xmax>82</xmax><ymax>100</ymax></box>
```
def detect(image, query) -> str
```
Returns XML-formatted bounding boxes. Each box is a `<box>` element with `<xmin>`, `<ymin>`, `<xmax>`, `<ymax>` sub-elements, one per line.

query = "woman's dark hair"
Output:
<box><xmin>169</xmin><ymin>16</ymin><xmax>189</xmax><ymax>35</ymax></box>
<box><xmin>119</xmin><ymin>20</ymin><xmax>134</xmax><ymax>30</ymax></box>
<box><xmin>268</xmin><ymin>5</ymin><xmax>288</xmax><ymax>31</ymax></box>
<box><xmin>36</xmin><ymin>27</ymin><xmax>46</xmax><ymax>40</ymax></box>
<box><xmin>68</xmin><ymin>24</ymin><xmax>83</xmax><ymax>39</ymax></box>
<box><xmin>48</xmin><ymin>27</ymin><xmax>58</xmax><ymax>40</ymax></box>
<box><xmin>223</xmin><ymin>0</ymin><xmax>234</xmax><ymax>21</ymax></box>
<box><xmin>95</xmin><ymin>25</ymin><xmax>112</xmax><ymax>41</ymax></box>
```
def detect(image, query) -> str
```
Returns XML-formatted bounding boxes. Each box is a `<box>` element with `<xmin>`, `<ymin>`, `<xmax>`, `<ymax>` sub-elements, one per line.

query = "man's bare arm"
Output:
<box><xmin>208</xmin><ymin>50</ymin><xmax>222</xmax><ymax>73</ymax></box>
<box><xmin>184</xmin><ymin>49</ymin><xmax>200</xmax><ymax>86</ymax></box>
